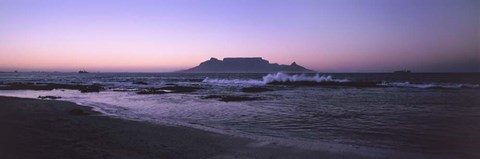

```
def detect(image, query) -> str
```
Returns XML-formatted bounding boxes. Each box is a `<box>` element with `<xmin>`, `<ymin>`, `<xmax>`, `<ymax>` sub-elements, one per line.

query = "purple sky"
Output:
<box><xmin>0</xmin><ymin>0</ymin><xmax>478</xmax><ymax>72</ymax></box>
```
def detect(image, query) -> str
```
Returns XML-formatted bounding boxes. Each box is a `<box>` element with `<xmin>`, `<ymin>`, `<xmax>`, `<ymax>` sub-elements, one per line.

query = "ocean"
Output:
<box><xmin>1</xmin><ymin>72</ymin><xmax>479</xmax><ymax>156</ymax></box>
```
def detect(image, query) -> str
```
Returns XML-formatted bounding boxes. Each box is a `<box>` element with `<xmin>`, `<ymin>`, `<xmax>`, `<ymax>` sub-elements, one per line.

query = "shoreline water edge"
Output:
<box><xmin>0</xmin><ymin>95</ymin><xmax>375</xmax><ymax>159</ymax></box>
<box><xmin>0</xmin><ymin>95</ymin><xmax>475</xmax><ymax>159</ymax></box>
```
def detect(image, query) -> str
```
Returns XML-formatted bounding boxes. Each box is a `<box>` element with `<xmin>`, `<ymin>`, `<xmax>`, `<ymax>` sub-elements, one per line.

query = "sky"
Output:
<box><xmin>0</xmin><ymin>0</ymin><xmax>478</xmax><ymax>72</ymax></box>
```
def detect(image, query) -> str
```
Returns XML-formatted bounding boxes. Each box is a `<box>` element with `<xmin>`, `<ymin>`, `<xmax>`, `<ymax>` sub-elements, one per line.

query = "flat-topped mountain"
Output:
<box><xmin>180</xmin><ymin>57</ymin><xmax>315</xmax><ymax>73</ymax></box>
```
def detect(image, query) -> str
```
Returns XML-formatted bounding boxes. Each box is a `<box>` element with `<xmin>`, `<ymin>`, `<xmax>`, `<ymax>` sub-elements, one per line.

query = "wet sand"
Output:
<box><xmin>0</xmin><ymin>96</ymin><xmax>455</xmax><ymax>159</ymax></box>
<box><xmin>0</xmin><ymin>96</ymin><xmax>359</xmax><ymax>159</ymax></box>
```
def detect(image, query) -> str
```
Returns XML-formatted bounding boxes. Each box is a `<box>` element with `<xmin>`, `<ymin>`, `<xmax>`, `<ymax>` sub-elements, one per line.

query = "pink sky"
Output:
<box><xmin>0</xmin><ymin>0</ymin><xmax>478</xmax><ymax>72</ymax></box>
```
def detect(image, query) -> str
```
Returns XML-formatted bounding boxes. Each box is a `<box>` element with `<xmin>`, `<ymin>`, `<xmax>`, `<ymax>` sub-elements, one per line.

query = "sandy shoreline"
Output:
<box><xmin>0</xmin><ymin>96</ymin><xmax>367</xmax><ymax>159</ymax></box>
<box><xmin>0</xmin><ymin>95</ymin><xmax>470</xmax><ymax>159</ymax></box>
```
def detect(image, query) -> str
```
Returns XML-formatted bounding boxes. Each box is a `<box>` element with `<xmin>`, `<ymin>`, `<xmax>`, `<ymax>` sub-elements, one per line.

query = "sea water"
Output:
<box><xmin>0</xmin><ymin>72</ymin><xmax>479</xmax><ymax>156</ymax></box>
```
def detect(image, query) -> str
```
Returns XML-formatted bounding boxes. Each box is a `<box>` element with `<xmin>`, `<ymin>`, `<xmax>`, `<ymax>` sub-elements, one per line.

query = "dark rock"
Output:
<box><xmin>137</xmin><ymin>88</ymin><xmax>169</xmax><ymax>95</ymax></box>
<box><xmin>69</xmin><ymin>109</ymin><xmax>89</xmax><ymax>116</ymax></box>
<box><xmin>0</xmin><ymin>83</ymin><xmax>53</xmax><ymax>90</ymax></box>
<box><xmin>136</xmin><ymin>86</ymin><xmax>201</xmax><ymax>95</ymax></box>
<box><xmin>267</xmin><ymin>81</ymin><xmax>382</xmax><ymax>88</ymax></box>
<box><xmin>133</xmin><ymin>81</ymin><xmax>148</xmax><ymax>85</ymax></box>
<box><xmin>111</xmin><ymin>88</ymin><xmax>137</xmax><ymax>92</ymax></box>
<box><xmin>38</xmin><ymin>96</ymin><xmax>62</xmax><ymax>100</ymax></box>
<box><xmin>202</xmin><ymin>95</ymin><xmax>224</xmax><ymax>99</ymax></box>
<box><xmin>219</xmin><ymin>96</ymin><xmax>259</xmax><ymax>102</ymax></box>
<box><xmin>78</xmin><ymin>85</ymin><xmax>103</xmax><ymax>93</ymax></box>
<box><xmin>0</xmin><ymin>83</ymin><xmax>105</xmax><ymax>92</ymax></box>
<box><xmin>241</xmin><ymin>87</ymin><xmax>273</xmax><ymax>93</ymax></box>
<box><xmin>202</xmin><ymin>95</ymin><xmax>260</xmax><ymax>102</ymax></box>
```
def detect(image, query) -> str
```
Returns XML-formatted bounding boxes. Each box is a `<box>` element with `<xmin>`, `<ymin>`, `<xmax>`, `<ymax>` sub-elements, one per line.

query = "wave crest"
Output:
<box><xmin>202</xmin><ymin>72</ymin><xmax>349</xmax><ymax>85</ymax></box>
<box><xmin>202</xmin><ymin>72</ymin><xmax>479</xmax><ymax>89</ymax></box>
<box><xmin>202</xmin><ymin>77</ymin><xmax>265</xmax><ymax>85</ymax></box>
<box><xmin>262</xmin><ymin>72</ymin><xmax>349</xmax><ymax>83</ymax></box>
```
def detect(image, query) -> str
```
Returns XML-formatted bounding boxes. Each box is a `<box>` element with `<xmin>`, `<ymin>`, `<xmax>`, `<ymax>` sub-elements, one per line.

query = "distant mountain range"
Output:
<box><xmin>179</xmin><ymin>57</ymin><xmax>315</xmax><ymax>73</ymax></box>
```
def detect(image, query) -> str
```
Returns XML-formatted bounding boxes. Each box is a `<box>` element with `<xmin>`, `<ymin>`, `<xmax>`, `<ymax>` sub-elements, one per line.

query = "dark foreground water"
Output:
<box><xmin>1</xmin><ymin>72</ymin><xmax>479</xmax><ymax>157</ymax></box>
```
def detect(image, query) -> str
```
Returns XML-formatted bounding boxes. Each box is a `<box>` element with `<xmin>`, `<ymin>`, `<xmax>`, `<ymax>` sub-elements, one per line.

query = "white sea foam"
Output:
<box><xmin>202</xmin><ymin>72</ymin><xmax>349</xmax><ymax>85</ymax></box>
<box><xmin>262</xmin><ymin>72</ymin><xmax>350</xmax><ymax>83</ymax></box>
<box><xmin>202</xmin><ymin>72</ymin><xmax>479</xmax><ymax>89</ymax></box>
<box><xmin>202</xmin><ymin>77</ymin><xmax>265</xmax><ymax>85</ymax></box>
<box><xmin>379</xmin><ymin>81</ymin><xmax>480</xmax><ymax>89</ymax></box>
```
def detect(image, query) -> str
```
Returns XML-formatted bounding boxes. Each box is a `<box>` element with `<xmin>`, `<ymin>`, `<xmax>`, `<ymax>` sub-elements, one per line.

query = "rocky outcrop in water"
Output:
<box><xmin>267</xmin><ymin>81</ymin><xmax>381</xmax><ymax>87</ymax></box>
<box><xmin>38</xmin><ymin>96</ymin><xmax>62</xmax><ymax>100</ymax></box>
<box><xmin>136</xmin><ymin>86</ymin><xmax>201</xmax><ymax>95</ymax></box>
<box><xmin>202</xmin><ymin>95</ymin><xmax>260</xmax><ymax>102</ymax></box>
<box><xmin>0</xmin><ymin>83</ymin><xmax>104</xmax><ymax>93</ymax></box>
<box><xmin>241</xmin><ymin>87</ymin><xmax>273</xmax><ymax>93</ymax></box>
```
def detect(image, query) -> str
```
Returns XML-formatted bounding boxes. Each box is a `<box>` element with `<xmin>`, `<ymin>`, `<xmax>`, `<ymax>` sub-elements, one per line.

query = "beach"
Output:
<box><xmin>1</xmin><ymin>72</ymin><xmax>479</xmax><ymax>159</ymax></box>
<box><xmin>1</xmin><ymin>0</ymin><xmax>478</xmax><ymax>158</ymax></box>
<box><xmin>0</xmin><ymin>96</ymin><xmax>372</xmax><ymax>159</ymax></box>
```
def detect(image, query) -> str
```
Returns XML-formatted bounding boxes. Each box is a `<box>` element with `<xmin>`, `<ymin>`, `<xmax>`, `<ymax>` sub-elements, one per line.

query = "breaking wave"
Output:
<box><xmin>203</xmin><ymin>72</ymin><xmax>479</xmax><ymax>89</ymax></box>
<box><xmin>202</xmin><ymin>77</ymin><xmax>265</xmax><ymax>85</ymax></box>
<box><xmin>379</xmin><ymin>82</ymin><xmax>480</xmax><ymax>89</ymax></box>
<box><xmin>202</xmin><ymin>72</ymin><xmax>349</xmax><ymax>85</ymax></box>
<box><xmin>262</xmin><ymin>72</ymin><xmax>350</xmax><ymax>83</ymax></box>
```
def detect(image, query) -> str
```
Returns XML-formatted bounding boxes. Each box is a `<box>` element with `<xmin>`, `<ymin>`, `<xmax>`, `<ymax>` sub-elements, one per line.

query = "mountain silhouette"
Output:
<box><xmin>180</xmin><ymin>57</ymin><xmax>315</xmax><ymax>73</ymax></box>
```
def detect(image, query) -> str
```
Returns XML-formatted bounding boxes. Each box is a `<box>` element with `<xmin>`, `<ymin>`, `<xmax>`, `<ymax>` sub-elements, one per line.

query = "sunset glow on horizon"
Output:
<box><xmin>0</xmin><ymin>0</ymin><xmax>478</xmax><ymax>72</ymax></box>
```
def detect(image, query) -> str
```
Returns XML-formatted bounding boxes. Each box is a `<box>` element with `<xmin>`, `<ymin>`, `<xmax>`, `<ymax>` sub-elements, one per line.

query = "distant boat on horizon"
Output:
<box><xmin>393</xmin><ymin>70</ymin><xmax>411</xmax><ymax>74</ymax></box>
<box><xmin>78</xmin><ymin>70</ymin><xmax>89</xmax><ymax>74</ymax></box>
